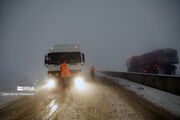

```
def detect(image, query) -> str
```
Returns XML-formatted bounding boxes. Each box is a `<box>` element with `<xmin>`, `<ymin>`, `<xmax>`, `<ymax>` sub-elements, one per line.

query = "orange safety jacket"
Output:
<box><xmin>60</xmin><ymin>62</ymin><xmax>71</xmax><ymax>78</ymax></box>
<box><xmin>91</xmin><ymin>67</ymin><xmax>95</xmax><ymax>72</ymax></box>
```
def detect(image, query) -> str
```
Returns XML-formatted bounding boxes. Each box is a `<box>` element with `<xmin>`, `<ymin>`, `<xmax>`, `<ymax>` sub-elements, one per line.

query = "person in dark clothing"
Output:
<box><xmin>91</xmin><ymin>66</ymin><xmax>95</xmax><ymax>80</ymax></box>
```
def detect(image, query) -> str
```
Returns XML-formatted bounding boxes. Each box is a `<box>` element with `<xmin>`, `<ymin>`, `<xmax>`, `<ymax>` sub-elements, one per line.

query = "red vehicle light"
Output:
<box><xmin>129</xmin><ymin>56</ymin><xmax>133</xmax><ymax>59</ymax></box>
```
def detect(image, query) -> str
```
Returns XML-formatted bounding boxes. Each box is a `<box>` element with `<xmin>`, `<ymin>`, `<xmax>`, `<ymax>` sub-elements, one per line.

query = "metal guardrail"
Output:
<box><xmin>101</xmin><ymin>71</ymin><xmax>180</xmax><ymax>96</ymax></box>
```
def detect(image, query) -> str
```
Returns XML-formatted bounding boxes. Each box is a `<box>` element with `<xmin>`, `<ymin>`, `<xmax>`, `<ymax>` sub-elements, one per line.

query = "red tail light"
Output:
<box><xmin>129</xmin><ymin>56</ymin><xmax>132</xmax><ymax>59</ymax></box>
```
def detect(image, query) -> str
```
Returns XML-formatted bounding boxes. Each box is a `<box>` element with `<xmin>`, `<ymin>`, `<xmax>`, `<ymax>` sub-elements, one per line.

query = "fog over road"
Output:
<box><xmin>0</xmin><ymin>75</ymin><xmax>168</xmax><ymax>120</ymax></box>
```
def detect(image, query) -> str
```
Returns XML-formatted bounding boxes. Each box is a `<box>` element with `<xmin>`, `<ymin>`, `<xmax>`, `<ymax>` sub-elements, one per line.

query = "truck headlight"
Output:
<box><xmin>45</xmin><ymin>79</ymin><xmax>56</xmax><ymax>89</ymax></box>
<box><xmin>74</xmin><ymin>76</ymin><xmax>84</xmax><ymax>90</ymax></box>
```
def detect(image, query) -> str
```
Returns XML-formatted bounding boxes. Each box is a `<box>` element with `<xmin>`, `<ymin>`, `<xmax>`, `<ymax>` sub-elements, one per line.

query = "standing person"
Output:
<box><xmin>60</xmin><ymin>61</ymin><xmax>71</xmax><ymax>88</ymax></box>
<box><xmin>91</xmin><ymin>66</ymin><xmax>95</xmax><ymax>80</ymax></box>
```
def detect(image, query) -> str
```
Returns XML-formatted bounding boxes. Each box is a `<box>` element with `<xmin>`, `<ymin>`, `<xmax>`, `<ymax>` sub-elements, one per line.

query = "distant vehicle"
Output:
<box><xmin>44</xmin><ymin>44</ymin><xmax>85</xmax><ymax>78</ymax></box>
<box><xmin>126</xmin><ymin>48</ymin><xmax>179</xmax><ymax>75</ymax></box>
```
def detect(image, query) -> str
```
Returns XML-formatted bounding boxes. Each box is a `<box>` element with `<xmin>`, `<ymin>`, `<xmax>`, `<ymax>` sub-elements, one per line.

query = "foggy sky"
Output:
<box><xmin>0</xmin><ymin>0</ymin><xmax>180</xmax><ymax>83</ymax></box>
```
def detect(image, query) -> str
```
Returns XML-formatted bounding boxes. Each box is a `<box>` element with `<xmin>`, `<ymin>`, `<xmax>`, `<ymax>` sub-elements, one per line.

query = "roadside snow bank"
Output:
<box><xmin>97</xmin><ymin>72</ymin><xmax>180</xmax><ymax>116</ymax></box>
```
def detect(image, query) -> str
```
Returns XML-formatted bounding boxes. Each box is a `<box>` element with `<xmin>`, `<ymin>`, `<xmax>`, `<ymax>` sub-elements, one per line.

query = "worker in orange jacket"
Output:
<box><xmin>61</xmin><ymin>62</ymin><xmax>71</xmax><ymax>77</ymax></box>
<box><xmin>60</xmin><ymin>62</ymin><xmax>71</xmax><ymax>87</ymax></box>
<box><xmin>91</xmin><ymin>66</ymin><xmax>95</xmax><ymax>80</ymax></box>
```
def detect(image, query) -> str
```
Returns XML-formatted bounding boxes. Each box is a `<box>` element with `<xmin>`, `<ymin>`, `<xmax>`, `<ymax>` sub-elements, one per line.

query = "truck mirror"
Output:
<box><xmin>45</xmin><ymin>55</ymin><xmax>49</xmax><ymax>66</ymax></box>
<box><xmin>82</xmin><ymin>53</ymin><xmax>85</xmax><ymax>63</ymax></box>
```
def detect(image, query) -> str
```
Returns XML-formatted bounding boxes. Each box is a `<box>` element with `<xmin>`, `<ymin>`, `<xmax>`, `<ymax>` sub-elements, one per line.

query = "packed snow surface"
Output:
<box><xmin>97</xmin><ymin>72</ymin><xmax>180</xmax><ymax>116</ymax></box>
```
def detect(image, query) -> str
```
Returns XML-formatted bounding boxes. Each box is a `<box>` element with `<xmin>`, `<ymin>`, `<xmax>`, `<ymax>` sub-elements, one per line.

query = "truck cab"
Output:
<box><xmin>45</xmin><ymin>44</ymin><xmax>85</xmax><ymax>78</ymax></box>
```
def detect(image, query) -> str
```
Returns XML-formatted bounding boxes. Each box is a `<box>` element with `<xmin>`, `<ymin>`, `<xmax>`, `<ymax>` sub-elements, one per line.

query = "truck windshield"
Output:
<box><xmin>48</xmin><ymin>52</ymin><xmax>81</xmax><ymax>64</ymax></box>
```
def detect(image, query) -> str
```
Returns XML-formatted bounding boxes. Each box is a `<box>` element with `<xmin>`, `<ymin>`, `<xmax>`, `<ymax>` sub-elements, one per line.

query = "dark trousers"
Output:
<box><xmin>91</xmin><ymin>72</ymin><xmax>94</xmax><ymax>80</ymax></box>
<box><xmin>61</xmin><ymin>77</ymin><xmax>71</xmax><ymax>88</ymax></box>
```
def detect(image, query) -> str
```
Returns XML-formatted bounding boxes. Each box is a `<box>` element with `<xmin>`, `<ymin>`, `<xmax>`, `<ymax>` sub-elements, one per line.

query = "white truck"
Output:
<box><xmin>44</xmin><ymin>44</ymin><xmax>85</xmax><ymax>78</ymax></box>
